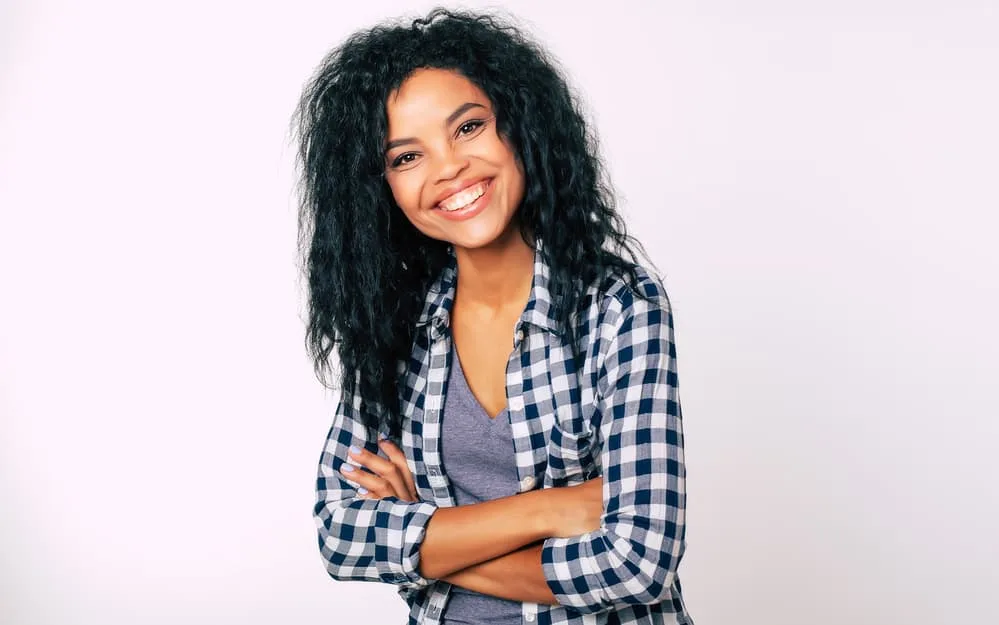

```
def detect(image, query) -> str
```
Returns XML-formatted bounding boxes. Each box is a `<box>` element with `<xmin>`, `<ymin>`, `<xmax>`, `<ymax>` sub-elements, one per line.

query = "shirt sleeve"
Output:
<box><xmin>314</xmin><ymin>375</ymin><xmax>439</xmax><ymax>591</ymax></box>
<box><xmin>541</xmin><ymin>289</ymin><xmax>687</xmax><ymax>613</ymax></box>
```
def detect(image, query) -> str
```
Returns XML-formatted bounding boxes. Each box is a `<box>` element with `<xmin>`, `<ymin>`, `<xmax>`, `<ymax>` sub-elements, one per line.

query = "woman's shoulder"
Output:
<box><xmin>586</xmin><ymin>259</ymin><xmax>672</xmax><ymax>323</ymax></box>
<box><xmin>566</xmin><ymin>260</ymin><xmax>676</xmax><ymax>378</ymax></box>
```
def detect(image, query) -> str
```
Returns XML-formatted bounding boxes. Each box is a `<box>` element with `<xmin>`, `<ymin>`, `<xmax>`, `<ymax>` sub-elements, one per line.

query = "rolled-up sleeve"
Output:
<box><xmin>541</xmin><ymin>291</ymin><xmax>687</xmax><ymax>613</ymax></box>
<box><xmin>314</xmin><ymin>381</ymin><xmax>438</xmax><ymax>590</ymax></box>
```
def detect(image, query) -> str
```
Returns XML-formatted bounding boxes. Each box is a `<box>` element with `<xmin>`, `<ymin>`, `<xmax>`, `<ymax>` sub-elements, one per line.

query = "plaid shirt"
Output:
<box><xmin>314</xmin><ymin>239</ymin><xmax>692</xmax><ymax>624</ymax></box>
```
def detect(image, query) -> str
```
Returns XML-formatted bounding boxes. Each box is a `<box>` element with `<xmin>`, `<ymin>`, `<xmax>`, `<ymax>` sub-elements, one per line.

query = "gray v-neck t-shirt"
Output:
<box><xmin>440</xmin><ymin>344</ymin><xmax>524</xmax><ymax>625</ymax></box>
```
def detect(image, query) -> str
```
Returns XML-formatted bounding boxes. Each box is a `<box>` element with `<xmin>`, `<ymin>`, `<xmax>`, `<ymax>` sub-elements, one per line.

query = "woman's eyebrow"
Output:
<box><xmin>384</xmin><ymin>102</ymin><xmax>489</xmax><ymax>153</ymax></box>
<box><xmin>444</xmin><ymin>102</ymin><xmax>487</xmax><ymax>126</ymax></box>
<box><xmin>385</xmin><ymin>137</ymin><xmax>416</xmax><ymax>152</ymax></box>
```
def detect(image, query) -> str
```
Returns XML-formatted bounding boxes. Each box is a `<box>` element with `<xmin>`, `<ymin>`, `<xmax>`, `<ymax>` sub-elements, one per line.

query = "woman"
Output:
<box><xmin>295</xmin><ymin>8</ymin><xmax>692</xmax><ymax>625</ymax></box>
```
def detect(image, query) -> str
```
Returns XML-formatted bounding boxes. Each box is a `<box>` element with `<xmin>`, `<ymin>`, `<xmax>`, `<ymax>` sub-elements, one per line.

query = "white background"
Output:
<box><xmin>1</xmin><ymin>1</ymin><xmax>997</xmax><ymax>623</ymax></box>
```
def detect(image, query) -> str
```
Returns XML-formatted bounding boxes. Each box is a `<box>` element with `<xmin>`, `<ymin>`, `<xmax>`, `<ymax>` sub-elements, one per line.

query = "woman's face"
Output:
<box><xmin>383</xmin><ymin>68</ymin><xmax>525</xmax><ymax>250</ymax></box>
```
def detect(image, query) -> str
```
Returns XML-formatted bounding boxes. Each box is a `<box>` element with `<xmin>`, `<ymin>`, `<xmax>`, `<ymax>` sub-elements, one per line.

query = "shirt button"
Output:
<box><xmin>525</xmin><ymin>611</ymin><xmax>536</xmax><ymax>622</ymax></box>
<box><xmin>520</xmin><ymin>475</ymin><xmax>536</xmax><ymax>491</ymax></box>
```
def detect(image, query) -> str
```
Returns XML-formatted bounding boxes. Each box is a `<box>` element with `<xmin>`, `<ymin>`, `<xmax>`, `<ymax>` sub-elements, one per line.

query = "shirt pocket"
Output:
<box><xmin>545</xmin><ymin>419</ymin><xmax>599</xmax><ymax>487</ymax></box>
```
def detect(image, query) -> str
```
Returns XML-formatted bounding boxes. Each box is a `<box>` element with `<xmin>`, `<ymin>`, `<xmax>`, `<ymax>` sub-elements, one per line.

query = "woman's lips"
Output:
<box><xmin>436</xmin><ymin>179</ymin><xmax>490</xmax><ymax>211</ymax></box>
<box><xmin>431</xmin><ymin>176</ymin><xmax>492</xmax><ymax>209</ymax></box>
<box><xmin>433</xmin><ymin>179</ymin><xmax>494</xmax><ymax>221</ymax></box>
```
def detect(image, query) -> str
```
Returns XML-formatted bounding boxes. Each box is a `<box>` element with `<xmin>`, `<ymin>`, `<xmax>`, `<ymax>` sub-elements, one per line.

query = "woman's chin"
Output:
<box><xmin>445</xmin><ymin>221</ymin><xmax>524</xmax><ymax>251</ymax></box>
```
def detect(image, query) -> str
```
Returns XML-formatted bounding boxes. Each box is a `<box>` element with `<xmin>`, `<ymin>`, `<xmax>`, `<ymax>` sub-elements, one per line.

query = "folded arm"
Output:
<box><xmin>315</xmin><ymin>383</ymin><xmax>561</xmax><ymax>590</ymax></box>
<box><xmin>314</xmin><ymin>390</ymin><xmax>438</xmax><ymax>589</ymax></box>
<box><xmin>541</xmin><ymin>292</ymin><xmax>687</xmax><ymax>614</ymax></box>
<box><xmin>441</xmin><ymin>543</ymin><xmax>558</xmax><ymax>605</ymax></box>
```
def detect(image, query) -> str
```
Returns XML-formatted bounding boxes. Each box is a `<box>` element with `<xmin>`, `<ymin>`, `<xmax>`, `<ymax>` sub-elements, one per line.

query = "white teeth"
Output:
<box><xmin>438</xmin><ymin>182</ymin><xmax>487</xmax><ymax>211</ymax></box>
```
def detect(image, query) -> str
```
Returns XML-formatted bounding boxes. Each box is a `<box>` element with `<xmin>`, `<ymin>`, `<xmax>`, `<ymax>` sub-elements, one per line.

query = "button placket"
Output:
<box><xmin>524</xmin><ymin>602</ymin><xmax>539</xmax><ymax>622</ymax></box>
<box><xmin>423</xmin><ymin>309</ymin><xmax>453</xmax><ymax>504</ymax></box>
<box><xmin>512</xmin><ymin>321</ymin><xmax>527</xmax><ymax>349</ymax></box>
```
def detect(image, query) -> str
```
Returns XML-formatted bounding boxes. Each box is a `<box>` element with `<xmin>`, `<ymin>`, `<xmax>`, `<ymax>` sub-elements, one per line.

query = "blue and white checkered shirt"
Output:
<box><xmin>314</xmin><ymin>239</ymin><xmax>692</xmax><ymax>624</ymax></box>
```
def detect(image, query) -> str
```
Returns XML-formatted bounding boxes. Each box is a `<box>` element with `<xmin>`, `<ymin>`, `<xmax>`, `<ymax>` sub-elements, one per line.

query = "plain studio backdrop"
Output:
<box><xmin>1</xmin><ymin>1</ymin><xmax>996</xmax><ymax>623</ymax></box>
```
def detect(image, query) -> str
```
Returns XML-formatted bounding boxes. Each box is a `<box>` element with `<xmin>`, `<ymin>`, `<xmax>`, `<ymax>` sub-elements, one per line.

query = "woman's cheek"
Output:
<box><xmin>388</xmin><ymin>181</ymin><xmax>419</xmax><ymax>220</ymax></box>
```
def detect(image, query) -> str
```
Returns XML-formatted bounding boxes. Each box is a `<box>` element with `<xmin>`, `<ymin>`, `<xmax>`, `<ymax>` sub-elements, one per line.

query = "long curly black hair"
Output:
<box><xmin>294</xmin><ymin>8</ymin><xmax>658</xmax><ymax>439</ymax></box>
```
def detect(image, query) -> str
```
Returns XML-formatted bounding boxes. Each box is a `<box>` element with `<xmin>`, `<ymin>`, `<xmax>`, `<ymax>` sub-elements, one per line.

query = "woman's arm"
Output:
<box><xmin>442</xmin><ymin>543</ymin><xmax>558</xmax><ymax>605</ymax></box>
<box><xmin>344</xmin><ymin>441</ymin><xmax>603</xmax><ymax>580</ymax></box>
<box><xmin>314</xmin><ymin>392</ymin><xmax>441</xmax><ymax>589</ymax></box>
<box><xmin>416</xmin><ymin>491</ymin><xmax>550</xmax><ymax>579</ymax></box>
<box><xmin>540</xmin><ymin>291</ymin><xmax>688</xmax><ymax>614</ymax></box>
<box><xmin>417</xmin><ymin>478</ymin><xmax>601</xmax><ymax>579</ymax></box>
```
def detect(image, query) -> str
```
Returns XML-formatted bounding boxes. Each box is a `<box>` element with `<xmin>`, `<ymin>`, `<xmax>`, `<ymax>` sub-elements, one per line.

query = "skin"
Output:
<box><xmin>342</xmin><ymin>68</ymin><xmax>604</xmax><ymax>604</ymax></box>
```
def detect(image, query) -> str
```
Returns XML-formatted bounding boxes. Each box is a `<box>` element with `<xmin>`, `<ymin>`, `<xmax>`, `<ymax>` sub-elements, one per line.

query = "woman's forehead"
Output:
<box><xmin>386</xmin><ymin>68</ymin><xmax>491</xmax><ymax>127</ymax></box>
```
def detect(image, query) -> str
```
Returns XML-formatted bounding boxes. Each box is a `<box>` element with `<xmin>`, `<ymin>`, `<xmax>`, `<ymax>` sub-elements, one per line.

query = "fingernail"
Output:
<box><xmin>378</xmin><ymin>432</ymin><xmax>388</xmax><ymax>441</ymax></box>
<box><xmin>358</xmin><ymin>487</ymin><xmax>369</xmax><ymax>495</ymax></box>
<box><xmin>349</xmin><ymin>445</ymin><xmax>361</xmax><ymax>455</ymax></box>
<box><xmin>341</xmin><ymin>464</ymin><xmax>354</xmax><ymax>472</ymax></box>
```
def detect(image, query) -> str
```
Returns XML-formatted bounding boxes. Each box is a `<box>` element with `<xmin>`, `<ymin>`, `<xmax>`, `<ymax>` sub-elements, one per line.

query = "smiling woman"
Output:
<box><xmin>294</xmin><ymin>8</ymin><xmax>693</xmax><ymax>625</ymax></box>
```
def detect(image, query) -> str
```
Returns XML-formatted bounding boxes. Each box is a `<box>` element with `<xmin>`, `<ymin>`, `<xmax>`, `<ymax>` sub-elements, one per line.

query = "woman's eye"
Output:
<box><xmin>390</xmin><ymin>153</ymin><xmax>418</xmax><ymax>169</ymax></box>
<box><xmin>457</xmin><ymin>119</ymin><xmax>486</xmax><ymax>136</ymax></box>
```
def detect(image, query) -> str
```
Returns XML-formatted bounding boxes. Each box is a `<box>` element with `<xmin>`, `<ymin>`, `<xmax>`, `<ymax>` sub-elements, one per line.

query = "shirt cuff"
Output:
<box><xmin>541</xmin><ymin>532</ymin><xmax>611</xmax><ymax>614</ymax></box>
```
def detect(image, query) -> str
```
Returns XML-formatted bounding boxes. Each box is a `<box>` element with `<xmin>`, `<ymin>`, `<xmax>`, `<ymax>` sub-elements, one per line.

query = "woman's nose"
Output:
<box><xmin>433</xmin><ymin>147</ymin><xmax>469</xmax><ymax>182</ymax></box>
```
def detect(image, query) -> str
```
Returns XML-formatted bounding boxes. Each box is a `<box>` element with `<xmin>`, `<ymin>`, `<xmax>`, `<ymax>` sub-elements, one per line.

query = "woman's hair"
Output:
<box><xmin>294</xmin><ymin>7</ymin><xmax>658</xmax><ymax>439</ymax></box>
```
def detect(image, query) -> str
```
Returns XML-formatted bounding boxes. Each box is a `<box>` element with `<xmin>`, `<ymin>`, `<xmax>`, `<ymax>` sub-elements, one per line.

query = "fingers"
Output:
<box><xmin>337</xmin><ymin>461</ymin><xmax>378</xmax><ymax>496</ymax></box>
<box><xmin>378</xmin><ymin>436</ymin><xmax>418</xmax><ymax>500</ymax></box>
<box><xmin>340</xmin><ymin>444</ymin><xmax>413</xmax><ymax>501</ymax></box>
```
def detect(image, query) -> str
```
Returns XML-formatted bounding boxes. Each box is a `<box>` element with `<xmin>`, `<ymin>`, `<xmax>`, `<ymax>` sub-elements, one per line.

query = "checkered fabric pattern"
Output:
<box><xmin>314</xmin><ymin>239</ymin><xmax>692</xmax><ymax>624</ymax></box>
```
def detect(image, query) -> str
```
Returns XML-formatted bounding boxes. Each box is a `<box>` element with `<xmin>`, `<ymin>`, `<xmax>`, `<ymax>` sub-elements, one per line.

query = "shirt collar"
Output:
<box><xmin>416</xmin><ymin>237</ymin><xmax>562</xmax><ymax>336</ymax></box>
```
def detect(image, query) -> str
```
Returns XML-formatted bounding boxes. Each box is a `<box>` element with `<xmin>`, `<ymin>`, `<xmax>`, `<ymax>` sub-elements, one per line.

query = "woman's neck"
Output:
<box><xmin>452</xmin><ymin>228</ymin><xmax>535</xmax><ymax>318</ymax></box>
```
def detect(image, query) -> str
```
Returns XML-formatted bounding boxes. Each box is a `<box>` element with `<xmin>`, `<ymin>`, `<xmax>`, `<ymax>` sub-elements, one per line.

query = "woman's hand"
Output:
<box><xmin>546</xmin><ymin>477</ymin><xmax>604</xmax><ymax>538</ymax></box>
<box><xmin>339</xmin><ymin>437</ymin><xmax>419</xmax><ymax>502</ymax></box>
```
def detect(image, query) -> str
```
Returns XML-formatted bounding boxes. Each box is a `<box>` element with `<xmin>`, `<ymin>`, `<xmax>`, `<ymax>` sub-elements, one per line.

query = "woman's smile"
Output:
<box><xmin>435</xmin><ymin>178</ymin><xmax>490</xmax><ymax>211</ymax></box>
<box><xmin>434</xmin><ymin>179</ymin><xmax>494</xmax><ymax>220</ymax></box>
